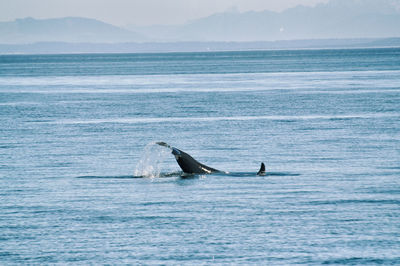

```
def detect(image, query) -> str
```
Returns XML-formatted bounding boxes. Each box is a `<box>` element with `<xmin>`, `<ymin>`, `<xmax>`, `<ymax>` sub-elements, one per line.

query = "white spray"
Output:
<box><xmin>134</xmin><ymin>142</ymin><xmax>171</xmax><ymax>178</ymax></box>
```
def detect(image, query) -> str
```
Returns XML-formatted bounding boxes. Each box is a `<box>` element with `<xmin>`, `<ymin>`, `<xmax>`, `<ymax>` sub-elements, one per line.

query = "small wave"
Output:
<box><xmin>225</xmin><ymin>171</ymin><xmax>300</xmax><ymax>177</ymax></box>
<box><xmin>40</xmin><ymin>113</ymin><xmax>400</xmax><ymax>125</ymax></box>
<box><xmin>266</xmin><ymin>172</ymin><xmax>301</xmax><ymax>176</ymax></box>
<box><xmin>377</xmin><ymin>166</ymin><xmax>400</xmax><ymax>170</ymax></box>
<box><xmin>309</xmin><ymin>199</ymin><xmax>400</xmax><ymax>205</ymax></box>
<box><xmin>296</xmin><ymin>89</ymin><xmax>400</xmax><ymax>95</ymax></box>
<box><xmin>76</xmin><ymin>172</ymin><xmax>183</xmax><ymax>179</ymax></box>
<box><xmin>4</xmin><ymin>87</ymin><xmax>399</xmax><ymax>95</ymax></box>
<box><xmin>76</xmin><ymin>175</ymin><xmax>137</xmax><ymax>179</ymax></box>
<box><xmin>0</xmin><ymin>101</ymin><xmax>41</xmax><ymax>106</ymax></box>
<box><xmin>1</xmin><ymin>70</ymin><xmax>399</xmax><ymax>85</ymax></box>
<box><xmin>134</xmin><ymin>172</ymin><xmax>183</xmax><ymax>178</ymax></box>
<box><xmin>75</xmin><ymin>171</ymin><xmax>298</xmax><ymax>179</ymax></box>
<box><xmin>322</xmin><ymin>257</ymin><xmax>399</xmax><ymax>265</ymax></box>
<box><xmin>0</xmin><ymin>145</ymin><xmax>16</xmax><ymax>149</ymax></box>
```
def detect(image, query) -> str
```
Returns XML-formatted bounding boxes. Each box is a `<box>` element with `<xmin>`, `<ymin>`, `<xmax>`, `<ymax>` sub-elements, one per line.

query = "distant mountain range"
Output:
<box><xmin>0</xmin><ymin>0</ymin><xmax>400</xmax><ymax>53</ymax></box>
<box><xmin>0</xmin><ymin>17</ymin><xmax>144</xmax><ymax>44</ymax></box>
<box><xmin>129</xmin><ymin>0</ymin><xmax>400</xmax><ymax>42</ymax></box>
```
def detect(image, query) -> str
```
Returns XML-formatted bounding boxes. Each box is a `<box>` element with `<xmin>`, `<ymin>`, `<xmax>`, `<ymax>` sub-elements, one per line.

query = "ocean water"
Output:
<box><xmin>0</xmin><ymin>48</ymin><xmax>399</xmax><ymax>264</ymax></box>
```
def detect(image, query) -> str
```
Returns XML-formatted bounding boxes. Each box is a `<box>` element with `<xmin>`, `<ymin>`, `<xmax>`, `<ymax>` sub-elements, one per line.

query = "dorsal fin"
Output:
<box><xmin>257</xmin><ymin>162</ymin><xmax>266</xmax><ymax>176</ymax></box>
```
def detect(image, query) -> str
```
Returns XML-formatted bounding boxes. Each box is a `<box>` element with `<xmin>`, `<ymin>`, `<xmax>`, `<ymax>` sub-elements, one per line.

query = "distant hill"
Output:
<box><xmin>0</xmin><ymin>17</ymin><xmax>144</xmax><ymax>44</ymax></box>
<box><xmin>0</xmin><ymin>0</ymin><xmax>399</xmax><ymax>46</ymax></box>
<box><xmin>129</xmin><ymin>0</ymin><xmax>400</xmax><ymax>42</ymax></box>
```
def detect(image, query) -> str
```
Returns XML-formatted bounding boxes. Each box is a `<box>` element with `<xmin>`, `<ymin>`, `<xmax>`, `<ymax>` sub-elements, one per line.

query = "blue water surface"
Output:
<box><xmin>0</xmin><ymin>48</ymin><xmax>399</xmax><ymax>264</ymax></box>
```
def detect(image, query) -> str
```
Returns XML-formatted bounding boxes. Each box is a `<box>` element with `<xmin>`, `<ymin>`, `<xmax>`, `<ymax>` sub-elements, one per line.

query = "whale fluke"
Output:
<box><xmin>156</xmin><ymin>142</ymin><xmax>219</xmax><ymax>174</ymax></box>
<box><xmin>157</xmin><ymin>142</ymin><xmax>265</xmax><ymax>176</ymax></box>
<box><xmin>156</xmin><ymin>142</ymin><xmax>172</xmax><ymax>149</ymax></box>
<box><xmin>171</xmin><ymin>147</ymin><xmax>220</xmax><ymax>174</ymax></box>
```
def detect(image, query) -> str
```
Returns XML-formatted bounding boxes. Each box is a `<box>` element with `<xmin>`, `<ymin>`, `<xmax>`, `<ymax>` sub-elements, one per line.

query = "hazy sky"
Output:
<box><xmin>0</xmin><ymin>0</ymin><xmax>328</xmax><ymax>26</ymax></box>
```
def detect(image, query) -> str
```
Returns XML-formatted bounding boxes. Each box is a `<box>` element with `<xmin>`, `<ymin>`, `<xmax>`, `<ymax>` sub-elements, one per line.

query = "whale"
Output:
<box><xmin>156</xmin><ymin>142</ymin><xmax>265</xmax><ymax>175</ymax></box>
<box><xmin>257</xmin><ymin>162</ymin><xmax>266</xmax><ymax>176</ymax></box>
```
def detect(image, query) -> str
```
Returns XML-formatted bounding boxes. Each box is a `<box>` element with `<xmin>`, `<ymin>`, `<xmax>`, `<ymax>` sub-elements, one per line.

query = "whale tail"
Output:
<box><xmin>257</xmin><ymin>162</ymin><xmax>266</xmax><ymax>176</ymax></box>
<box><xmin>157</xmin><ymin>142</ymin><xmax>219</xmax><ymax>174</ymax></box>
<box><xmin>157</xmin><ymin>142</ymin><xmax>266</xmax><ymax>176</ymax></box>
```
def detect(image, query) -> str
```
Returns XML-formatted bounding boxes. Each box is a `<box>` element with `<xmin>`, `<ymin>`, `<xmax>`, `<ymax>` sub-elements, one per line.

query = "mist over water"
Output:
<box><xmin>0</xmin><ymin>48</ymin><xmax>399</xmax><ymax>264</ymax></box>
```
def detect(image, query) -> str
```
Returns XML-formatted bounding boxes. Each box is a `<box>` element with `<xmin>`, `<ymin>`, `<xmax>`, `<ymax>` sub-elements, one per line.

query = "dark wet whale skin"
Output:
<box><xmin>156</xmin><ymin>142</ymin><xmax>264</xmax><ymax>175</ymax></box>
<box><xmin>171</xmin><ymin>147</ymin><xmax>220</xmax><ymax>174</ymax></box>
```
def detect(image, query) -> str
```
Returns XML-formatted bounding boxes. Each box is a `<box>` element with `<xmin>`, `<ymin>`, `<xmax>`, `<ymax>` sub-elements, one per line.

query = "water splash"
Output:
<box><xmin>134</xmin><ymin>142</ymin><xmax>171</xmax><ymax>178</ymax></box>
